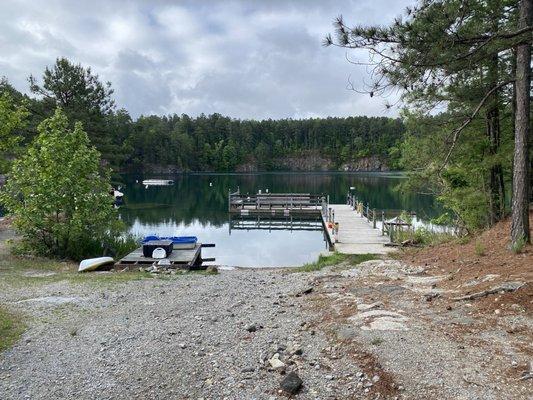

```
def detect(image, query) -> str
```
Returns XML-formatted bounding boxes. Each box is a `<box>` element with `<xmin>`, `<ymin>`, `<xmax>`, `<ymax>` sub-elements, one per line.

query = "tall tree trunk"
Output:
<box><xmin>511</xmin><ymin>0</ymin><xmax>532</xmax><ymax>245</ymax></box>
<box><xmin>486</xmin><ymin>54</ymin><xmax>505</xmax><ymax>225</ymax></box>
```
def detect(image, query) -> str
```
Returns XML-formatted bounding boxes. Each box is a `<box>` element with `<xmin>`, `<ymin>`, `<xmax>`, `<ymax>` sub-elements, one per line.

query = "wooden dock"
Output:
<box><xmin>228</xmin><ymin>190</ymin><xmax>325</xmax><ymax>216</ymax></box>
<box><xmin>114</xmin><ymin>243</ymin><xmax>215</xmax><ymax>270</ymax></box>
<box><xmin>228</xmin><ymin>190</ymin><xmax>393</xmax><ymax>254</ymax></box>
<box><xmin>322</xmin><ymin>204</ymin><xmax>391</xmax><ymax>255</ymax></box>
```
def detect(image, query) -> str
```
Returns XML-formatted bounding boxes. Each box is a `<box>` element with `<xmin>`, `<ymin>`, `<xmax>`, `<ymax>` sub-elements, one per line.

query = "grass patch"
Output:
<box><xmin>294</xmin><ymin>252</ymin><xmax>379</xmax><ymax>273</ymax></box>
<box><xmin>394</xmin><ymin>227</ymin><xmax>456</xmax><ymax>247</ymax></box>
<box><xmin>474</xmin><ymin>240</ymin><xmax>486</xmax><ymax>256</ymax></box>
<box><xmin>0</xmin><ymin>252</ymin><xmax>212</xmax><ymax>288</ymax></box>
<box><xmin>0</xmin><ymin>252</ymin><xmax>159</xmax><ymax>287</ymax></box>
<box><xmin>370</xmin><ymin>337</ymin><xmax>384</xmax><ymax>346</ymax></box>
<box><xmin>0</xmin><ymin>306</ymin><xmax>25</xmax><ymax>352</ymax></box>
<box><xmin>510</xmin><ymin>237</ymin><xmax>527</xmax><ymax>254</ymax></box>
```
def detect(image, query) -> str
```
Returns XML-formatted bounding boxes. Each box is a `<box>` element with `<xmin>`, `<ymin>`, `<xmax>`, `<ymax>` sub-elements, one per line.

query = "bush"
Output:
<box><xmin>0</xmin><ymin>108</ymin><xmax>125</xmax><ymax>261</ymax></box>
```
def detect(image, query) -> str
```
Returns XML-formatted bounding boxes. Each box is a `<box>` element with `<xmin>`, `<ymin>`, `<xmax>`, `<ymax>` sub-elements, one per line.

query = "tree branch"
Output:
<box><xmin>439</xmin><ymin>79</ymin><xmax>514</xmax><ymax>171</ymax></box>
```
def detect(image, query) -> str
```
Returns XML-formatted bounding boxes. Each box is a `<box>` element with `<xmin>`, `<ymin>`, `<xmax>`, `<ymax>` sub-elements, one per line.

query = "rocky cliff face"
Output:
<box><xmin>274</xmin><ymin>155</ymin><xmax>335</xmax><ymax>171</ymax></box>
<box><xmin>141</xmin><ymin>155</ymin><xmax>389</xmax><ymax>173</ymax></box>
<box><xmin>340</xmin><ymin>156</ymin><xmax>390</xmax><ymax>172</ymax></box>
<box><xmin>234</xmin><ymin>155</ymin><xmax>389</xmax><ymax>172</ymax></box>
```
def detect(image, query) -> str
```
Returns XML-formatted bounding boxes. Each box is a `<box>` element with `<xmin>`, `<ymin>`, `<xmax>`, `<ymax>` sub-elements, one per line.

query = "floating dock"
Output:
<box><xmin>228</xmin><ymin>190</ymin><xmax>325</xmax><ymax>216</ymax></box>
<box><xmin>114</xmin><ymin>243</ymin><xmax>215</xmax><ymax>270</ymax></box>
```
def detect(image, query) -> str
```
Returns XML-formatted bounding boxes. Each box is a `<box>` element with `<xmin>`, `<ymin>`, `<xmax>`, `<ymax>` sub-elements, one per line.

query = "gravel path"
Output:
<box><xmin>0</xmin><ymin>257</ymin><xmax>531</xmax><ymax>399</ymax></box>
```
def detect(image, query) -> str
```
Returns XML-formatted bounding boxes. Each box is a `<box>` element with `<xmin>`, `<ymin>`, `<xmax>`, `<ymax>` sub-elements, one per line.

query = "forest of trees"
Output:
<box><xmin>0</xmin><ymin>61</ymin><xmax>404</xmax><ymax>175</ymax></box>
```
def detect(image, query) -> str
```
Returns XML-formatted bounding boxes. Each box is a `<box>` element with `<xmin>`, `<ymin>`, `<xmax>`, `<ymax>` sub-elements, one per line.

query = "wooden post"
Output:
<box><xmin>228</xmin><ymin>189</ymin><xmax>231</xmax><ymax>212</ymax></box>
<box><xmin>381</xmin><ymin>210</ymin><xmax>385</xmax><ymax>235</ymax></box>
<box><xmin>373</xmin><ymin>209</ymin><xmax>376</xmax><ymax>229</ymax></box>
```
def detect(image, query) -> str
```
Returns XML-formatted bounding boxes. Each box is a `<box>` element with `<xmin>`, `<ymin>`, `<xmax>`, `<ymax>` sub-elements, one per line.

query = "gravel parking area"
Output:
<box><xmin>0</xmin><ymin>254</ymin><xmax>531</xmax><ymax>399</ymax></box>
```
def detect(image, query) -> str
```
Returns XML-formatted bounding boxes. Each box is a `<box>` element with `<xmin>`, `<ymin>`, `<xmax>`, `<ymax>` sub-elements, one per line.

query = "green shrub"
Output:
<box><xmin>0</xmin><ymin>109</ymin><xmax>126</xmax><ymax>261</ymax></box>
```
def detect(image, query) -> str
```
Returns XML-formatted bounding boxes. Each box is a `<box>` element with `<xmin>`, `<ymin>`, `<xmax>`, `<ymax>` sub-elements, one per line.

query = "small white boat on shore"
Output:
<box><xmin>142</xmin><ymin>179</ymin><xmax>174</xmax><ymax>187</ymax></box>
<box><xmin>78</xmin><ymin>257</ymin><xmax>114</xmax><ymax>272</ymax></box>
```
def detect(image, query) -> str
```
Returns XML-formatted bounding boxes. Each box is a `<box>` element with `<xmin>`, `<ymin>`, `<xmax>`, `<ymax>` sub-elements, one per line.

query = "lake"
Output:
<box><xmin>118</xmin><ymin>172</ymin><xmax>441</xmax><ymax>267</ymax></box>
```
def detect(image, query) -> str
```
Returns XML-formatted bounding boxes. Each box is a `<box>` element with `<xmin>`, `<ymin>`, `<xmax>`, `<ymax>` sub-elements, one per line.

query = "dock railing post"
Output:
<box><xmin>373</xmin><ymin>209</ymin><xmax>376</xmax><ymax>229</ymax></box>
<box><xmin>381</xmin><ymin>210</ymin><xmax>385</xmax><ymax>235</ymax></box>
<box><xmin>228</xmin><ymin>189</ymin><xmax>231</xmax><ymax>212</ymax></box>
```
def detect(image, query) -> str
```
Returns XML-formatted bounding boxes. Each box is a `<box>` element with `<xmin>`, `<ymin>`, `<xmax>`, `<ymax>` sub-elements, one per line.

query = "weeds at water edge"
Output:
<box><xmin>294</xmin><ymin>252</ymin><xmax>379</xmax><ymax>273</ymax></box>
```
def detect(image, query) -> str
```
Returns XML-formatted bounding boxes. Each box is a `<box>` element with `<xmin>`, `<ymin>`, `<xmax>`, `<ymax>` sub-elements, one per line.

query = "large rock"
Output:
<box><xmin>280</xmin><ymin>372</ymin><xmax>303</xmax><ymax>395</ymax></box>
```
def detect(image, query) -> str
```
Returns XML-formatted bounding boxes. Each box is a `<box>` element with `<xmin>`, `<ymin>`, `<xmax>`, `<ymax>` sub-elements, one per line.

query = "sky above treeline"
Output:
<box><xmin>1</xmin><ymin>0</ymin><xmax>412</xmax><ymax>120</ymax></box>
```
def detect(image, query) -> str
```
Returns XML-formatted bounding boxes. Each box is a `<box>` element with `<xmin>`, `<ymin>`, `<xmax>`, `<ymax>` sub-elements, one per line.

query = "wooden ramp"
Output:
<box><xmin>323</xmin><ymin>204</ymin><xmax>391</xmax><ymax>255</ymax></box>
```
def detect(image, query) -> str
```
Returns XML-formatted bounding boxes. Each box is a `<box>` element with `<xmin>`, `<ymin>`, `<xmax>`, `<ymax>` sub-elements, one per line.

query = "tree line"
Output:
<box><xmin>0</xmin><ymin>58</ymin><xmax>404</xmax><ymax>175</ymax></box>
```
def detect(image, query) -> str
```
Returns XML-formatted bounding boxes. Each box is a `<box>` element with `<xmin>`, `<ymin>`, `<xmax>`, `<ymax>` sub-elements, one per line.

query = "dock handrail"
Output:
<box><xmin>347</xmin><ymin>191</ymin><xmax>413</xmax><ymax>242</ymax></box>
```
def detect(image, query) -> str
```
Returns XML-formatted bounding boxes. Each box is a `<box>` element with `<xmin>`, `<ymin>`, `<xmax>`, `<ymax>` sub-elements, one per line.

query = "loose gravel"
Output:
<box><xmin>0</xmin><ymin>260</ymin><xmax>531</xmax><ymax>399</ymax></box>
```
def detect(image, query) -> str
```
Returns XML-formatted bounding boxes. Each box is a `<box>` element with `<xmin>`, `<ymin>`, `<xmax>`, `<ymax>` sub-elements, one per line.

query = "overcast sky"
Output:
<box><xmin>0</xmin><ymin>0</ymin><xmax>412</xmax><ymax>120</ymax></box>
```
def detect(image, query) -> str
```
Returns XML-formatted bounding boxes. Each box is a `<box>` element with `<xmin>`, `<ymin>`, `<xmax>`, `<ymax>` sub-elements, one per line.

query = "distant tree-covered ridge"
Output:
<box><xmin>0</xmin><ymin>58</ymin><xmax>404</xmax><ymax>174</ymax></box>
<box><xmin>123</xmin><ymin>113</ymin><xmax>404</xmax><ymax>172</ymax></box>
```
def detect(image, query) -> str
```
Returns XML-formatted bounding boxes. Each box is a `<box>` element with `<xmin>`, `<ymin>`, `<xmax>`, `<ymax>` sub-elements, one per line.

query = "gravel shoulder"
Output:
<box><xmin>0</xmin><ymin>234</ymin><xmax>531</xmax><ymax>399</ymax></box>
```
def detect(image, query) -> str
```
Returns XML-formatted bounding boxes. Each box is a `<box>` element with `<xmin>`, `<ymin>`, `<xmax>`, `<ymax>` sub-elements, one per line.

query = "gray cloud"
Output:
<box><xmin>0</xmin><ymin>0</ymin><xmax>411</xmax><ymax>119</ymax></box>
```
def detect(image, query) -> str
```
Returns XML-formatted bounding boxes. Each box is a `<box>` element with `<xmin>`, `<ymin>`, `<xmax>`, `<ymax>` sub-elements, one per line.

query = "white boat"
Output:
<box><xmin>78</xmin><ymin>257</ymin><xmax>114</xmax><ymax>272</ymax></box>
<box><xmin>142</xmin><ymin>179</ymin><xmax>174</xmax><ymax>186</ymax></box>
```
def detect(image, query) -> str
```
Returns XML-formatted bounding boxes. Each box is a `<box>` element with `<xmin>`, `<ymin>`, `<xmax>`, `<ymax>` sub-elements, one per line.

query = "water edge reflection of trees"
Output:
<box><xmin>118</xmin><ymin>173</ymin><xmax>442</xmax><ymax>230</ymax></box>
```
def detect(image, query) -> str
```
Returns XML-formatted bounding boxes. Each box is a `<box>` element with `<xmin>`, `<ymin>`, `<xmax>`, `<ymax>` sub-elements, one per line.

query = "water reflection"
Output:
<box><xmin>119</xmin><ymin>172</ymin><xmax>441</xmax><ymax>267</ymax></box>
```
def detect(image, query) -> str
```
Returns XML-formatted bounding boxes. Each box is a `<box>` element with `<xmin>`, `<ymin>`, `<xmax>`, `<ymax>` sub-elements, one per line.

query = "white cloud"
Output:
<box><xmin>0</xmin><ymin>0</ymin><xmax>412</xmax><ymax>119</ymax></box>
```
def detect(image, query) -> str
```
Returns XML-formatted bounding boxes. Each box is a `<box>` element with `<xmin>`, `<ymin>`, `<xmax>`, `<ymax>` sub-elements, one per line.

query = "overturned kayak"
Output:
<box><xmin>78</xmin><ymin>257</ymin><xmax>114</xmax><ymax>272</ymax></box>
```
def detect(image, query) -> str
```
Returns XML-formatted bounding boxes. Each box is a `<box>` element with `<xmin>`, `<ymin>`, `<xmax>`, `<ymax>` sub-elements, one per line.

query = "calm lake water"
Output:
<box><xmin>118</xmin><ymin>172</ymin><xmax>441</xmax><ymax>267</ymax></box>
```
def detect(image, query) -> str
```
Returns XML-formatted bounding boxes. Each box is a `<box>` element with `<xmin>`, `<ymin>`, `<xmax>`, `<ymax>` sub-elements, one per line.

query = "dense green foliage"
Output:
<box><xmin>0</xmin><ymin>109</ymin><xmax>125</xmax><ymax>260</ymax></box>
<box><xmin>1</xmin><ymin>58</ymin><xmax>404</xmax><ymax>174</ymax></box>
<box><xmin>0</xmin><ymin>91</ymin><xmax>28</xmax><ymax>172</ymax></box>
<box><xmin>123</xmin><ymin>113</ymin><xmax>404</xmax><ymax>171</ymax></box>
<box><xmin>328</xmin><ymin>0</ymin><xmax>531</xmax><ymax>236</ymax></box>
